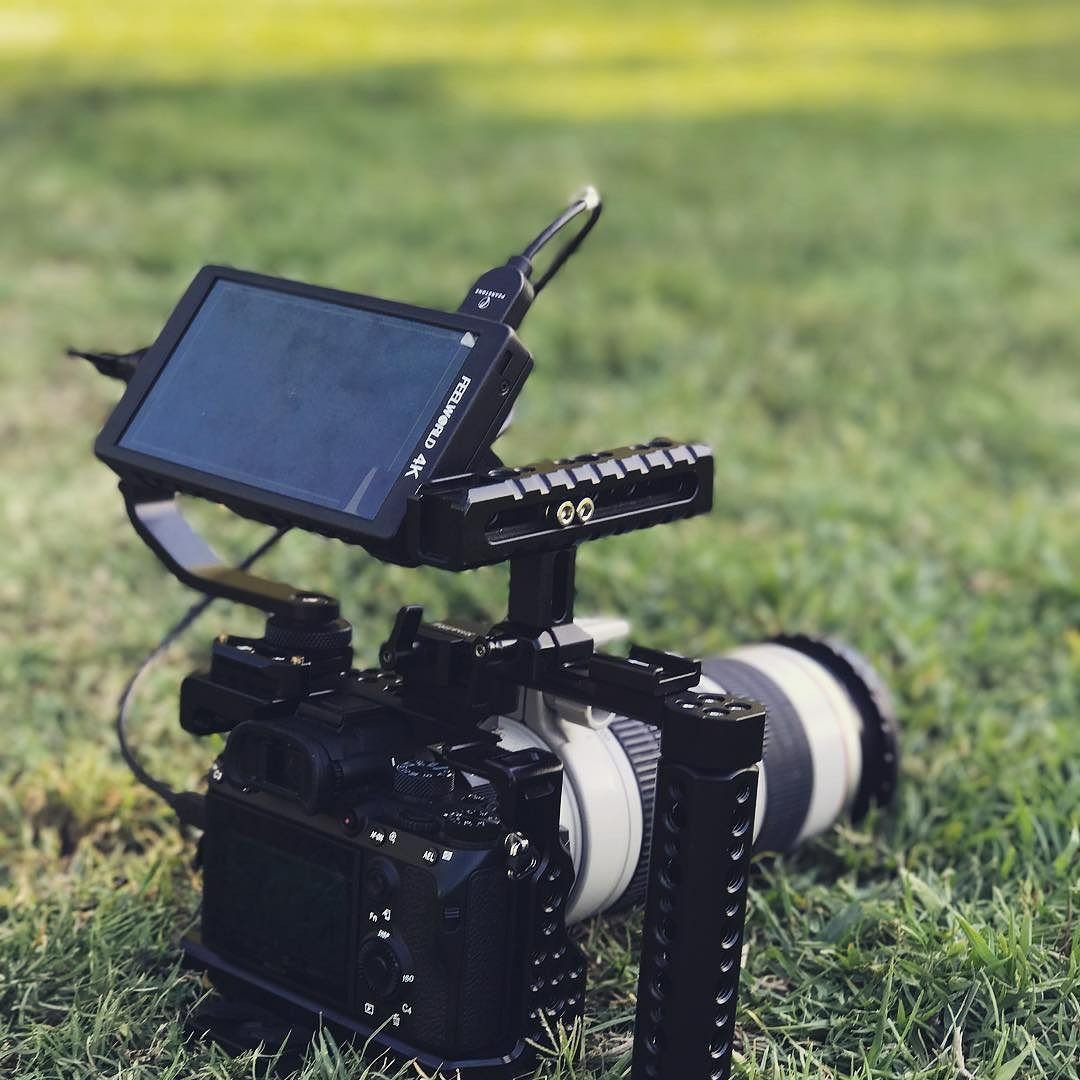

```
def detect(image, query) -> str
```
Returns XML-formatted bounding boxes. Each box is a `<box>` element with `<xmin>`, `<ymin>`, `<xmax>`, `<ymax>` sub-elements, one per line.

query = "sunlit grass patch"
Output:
<box><xmin>3</xmin><ymin>1</ymin><xmax>1080</xmax><ymax>121</ymax></box>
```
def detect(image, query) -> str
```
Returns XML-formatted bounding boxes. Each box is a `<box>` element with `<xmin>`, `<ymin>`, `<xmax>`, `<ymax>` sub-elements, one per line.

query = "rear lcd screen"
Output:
<box><xmin>119</xmin><ymin>280</ymin><xmax>477</xmax><ymax>521</ymax></box>
<box><xmin>204</xmin><ymin>802</ymin><xmax>354</xmax><ymax>999</ymax></box>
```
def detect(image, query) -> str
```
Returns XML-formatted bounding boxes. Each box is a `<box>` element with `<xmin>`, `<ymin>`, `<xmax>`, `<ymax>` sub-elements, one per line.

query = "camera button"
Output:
<box><xmin>363</xmin><ymin>858</ymin><xmax>399</xmax><ymax>904</ymax></box>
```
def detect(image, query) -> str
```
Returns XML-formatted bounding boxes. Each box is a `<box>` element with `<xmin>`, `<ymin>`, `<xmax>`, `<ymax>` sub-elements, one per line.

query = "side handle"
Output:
<box><xmin>631</xmin><ymin>692</ymin><xmax>766</xmax><ymax>1080</ymax></box>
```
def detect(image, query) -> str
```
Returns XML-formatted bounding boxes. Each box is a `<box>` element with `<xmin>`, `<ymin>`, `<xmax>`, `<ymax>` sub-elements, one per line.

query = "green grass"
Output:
<box><xmin>1</xmin><ymin>2</ymin><xmax>1078</xmax><ymax>1077</ymax></box>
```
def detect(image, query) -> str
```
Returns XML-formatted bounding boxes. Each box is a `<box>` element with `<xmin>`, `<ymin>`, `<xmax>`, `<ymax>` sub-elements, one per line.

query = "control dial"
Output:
<box><xmin>441</xmin><ymin>807</ymin><xmax>503</xmax><ymax>842</ymax></box>
<box><xmin>357</xmin><ymin>936</ymin><xmax>406</xmax><ymax>1001</ymax></box>
<box><xmin>393</xmin><ymin>760</ymin><xmax>456</xmax><ymax>801</ymax></box>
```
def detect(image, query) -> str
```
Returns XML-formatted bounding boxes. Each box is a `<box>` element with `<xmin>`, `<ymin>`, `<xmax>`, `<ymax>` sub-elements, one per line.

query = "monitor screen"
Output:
<box><xmin>119</xmin><ymin>280</ymin><xmax>478</xmax><ymax>521</ymax></box>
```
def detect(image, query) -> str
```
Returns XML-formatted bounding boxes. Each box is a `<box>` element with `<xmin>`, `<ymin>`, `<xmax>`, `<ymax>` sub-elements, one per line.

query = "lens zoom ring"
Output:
<box><xmin>606</xmin><ymin>716</ymin><xmax>662</xmax><ymax>912</ymax></box>
<box><xmin>701</xmin><ymin>658</ymin><xmax>813</xmax><ymax>853</ymax></box>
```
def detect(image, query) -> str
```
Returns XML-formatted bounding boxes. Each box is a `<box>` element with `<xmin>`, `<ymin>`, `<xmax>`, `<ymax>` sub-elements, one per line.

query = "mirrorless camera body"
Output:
<box><xmin>81</xmin><ymin>191</ymin><xmax>899</xmax><ymax>1079</ymax></box>
<box><xmin>200</xmin><ymin>683</ymin><xmax>579</xmax><ymax>1068</ymax></box>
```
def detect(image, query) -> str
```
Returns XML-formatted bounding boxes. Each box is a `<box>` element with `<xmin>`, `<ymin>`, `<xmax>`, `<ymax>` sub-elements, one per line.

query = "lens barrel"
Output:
<box><xmin>701</xmin><ymin>636</ymin><xmax>898</xmax><ymax>853</ymax></box>
<box><xmin>502</xmin><ymin>635</ymin><xmax>898</xmax><ymax>923</ymax></box>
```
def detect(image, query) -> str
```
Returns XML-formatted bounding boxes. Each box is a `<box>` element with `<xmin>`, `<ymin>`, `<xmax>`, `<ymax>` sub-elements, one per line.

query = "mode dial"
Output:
<box><xmin>393</xmin><ymin>760</ymin><xmax>456</xmax><ymax>801</ymax></box>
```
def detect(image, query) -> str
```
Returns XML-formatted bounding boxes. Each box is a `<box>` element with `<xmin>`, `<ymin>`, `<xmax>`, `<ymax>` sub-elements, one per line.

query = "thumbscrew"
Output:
<box><xmin>505</xmin><ymin>832</ymin><xmax>537</xmax><ymax>880</ymax></box>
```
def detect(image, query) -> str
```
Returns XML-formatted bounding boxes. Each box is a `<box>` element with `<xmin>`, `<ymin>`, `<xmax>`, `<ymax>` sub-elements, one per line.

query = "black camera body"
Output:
<box><xmin>183</xmin><ymin>618</ymin><xmax>586</xmax><ymax>1075</ymax></box>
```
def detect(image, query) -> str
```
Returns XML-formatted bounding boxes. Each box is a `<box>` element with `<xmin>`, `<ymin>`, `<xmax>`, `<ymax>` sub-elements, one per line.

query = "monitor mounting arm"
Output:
<box><xmin>122</xmin><ymin>482</ymin><xmax>338</xmax><ymax>621</ymax></box>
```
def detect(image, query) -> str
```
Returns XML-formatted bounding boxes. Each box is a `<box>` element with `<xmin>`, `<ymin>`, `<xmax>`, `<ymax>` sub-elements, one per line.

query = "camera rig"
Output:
<box><xmin>80</xmin><ymin>192</ymin><xmax>769</xmax><ymax>1080</ymax></box>
<box><xmin>120</xmin><ymin>439</ymin><xmax>765</xmax><ymax>1080</ymax></box>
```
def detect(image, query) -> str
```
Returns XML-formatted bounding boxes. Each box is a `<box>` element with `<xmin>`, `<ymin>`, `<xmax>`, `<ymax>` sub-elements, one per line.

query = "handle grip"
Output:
<box><xmin>631</xmin><ymin>693</ymin><xmax>764</xmax><ymax>1080</ymax></box>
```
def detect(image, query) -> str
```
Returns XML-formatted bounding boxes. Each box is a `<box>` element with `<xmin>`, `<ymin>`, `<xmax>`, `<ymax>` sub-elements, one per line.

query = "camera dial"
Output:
<box><xmin>393</xmin><ymin>759</ymin><xmax>456</xmax><ymax>801</ymax></box>
<box><xmin>357</xmin><ymin>936</ymin><xmax>408</xmax><ymax>1002</ymax></box>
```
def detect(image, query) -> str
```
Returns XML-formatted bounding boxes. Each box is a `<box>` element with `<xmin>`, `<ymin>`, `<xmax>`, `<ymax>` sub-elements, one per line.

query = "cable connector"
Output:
<box><xmin>68</xmin><ymin>346</ymin><xmax>147</xmax><ymax>383</ymax></box>
<box><xmin>458</xmin><ymin>187</ymin><xmax>602</xmax><ymax>329</ymax></box>
<box><xmin>458</xmin><ymin>254</ymin><xmax>535</xmax><ymax>328</ymax></box>
<box><xmin>170</xmin><ymin>790</ymin><xmax>207</xmax><ymax>831</ymax></box>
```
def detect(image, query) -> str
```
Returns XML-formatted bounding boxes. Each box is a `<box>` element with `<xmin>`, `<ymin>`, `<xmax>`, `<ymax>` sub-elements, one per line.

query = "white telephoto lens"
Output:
<box><xmin>496</xmin><ymin>635</ymin><xmax>897</xmax><ymax>923</ymax></box>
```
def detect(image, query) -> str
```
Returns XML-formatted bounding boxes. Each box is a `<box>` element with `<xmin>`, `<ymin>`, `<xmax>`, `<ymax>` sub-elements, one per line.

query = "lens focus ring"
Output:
<box><xmin>607</xmin><ymin>716</ymin><xmax>663</xmax><ymax>912</ymax></box>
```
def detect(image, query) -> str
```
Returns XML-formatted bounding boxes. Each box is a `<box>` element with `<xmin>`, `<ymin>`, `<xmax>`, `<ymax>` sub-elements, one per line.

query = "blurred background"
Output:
<box><xmin>1</xmin><ymin>3</ymin><xmax>1078</xmax><ymax>1078</ymax></box>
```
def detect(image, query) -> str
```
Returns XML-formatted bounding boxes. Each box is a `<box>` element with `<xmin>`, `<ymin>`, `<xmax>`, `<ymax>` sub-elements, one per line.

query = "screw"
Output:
<box><xmin>505</xmin><ymin>832</ymin><xmax>537</xmax><ymax>880</ymax></box>
<box><xmin>474</xmin><ymin>639</ymin><xmax>489</xmax><ymax>659</ymax></box>
<box><xmin>290</xmin><ymin>655</ymin><xmax>305</xmax><ymax>665</ymax></box>
<box><xmin>575</xmin><ymin>497</ymin><xmax>595</xmax><ymax>523</ymax></box>
<box><xmin>555</xmin><ymin>500</ymin><xmax>575</xmax><ymax>527</ymax></box>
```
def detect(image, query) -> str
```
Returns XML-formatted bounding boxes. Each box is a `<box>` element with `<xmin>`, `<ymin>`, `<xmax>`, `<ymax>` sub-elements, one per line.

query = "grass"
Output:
<box><xmin>1</xmin><ymin>1</ymin><xmax>1078</xmax><ymax>1077</ymax></box>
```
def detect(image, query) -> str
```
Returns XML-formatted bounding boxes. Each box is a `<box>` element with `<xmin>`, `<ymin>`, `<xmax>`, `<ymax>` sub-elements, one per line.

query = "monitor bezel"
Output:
<box><xmin>95</xmin><ymin>266</ymin><xmax>530</xmax><ymax>543</ymax></box>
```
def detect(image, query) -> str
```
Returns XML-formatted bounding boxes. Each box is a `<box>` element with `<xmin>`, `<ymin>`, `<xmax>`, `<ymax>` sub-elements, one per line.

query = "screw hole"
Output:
<box><xmin>660</xmin><ymin>859</ymin><xmax>682</xmax><ymax>888</ymax></box>
<box><xmin>709</xmin><ymin>1038</ymin><xmax>730</xmax><ymax>1061</ymax></box>
<box><xmin>656</xmin><ymin>917</ymin><xmax>677</xmax><ymax>945</ymax></box>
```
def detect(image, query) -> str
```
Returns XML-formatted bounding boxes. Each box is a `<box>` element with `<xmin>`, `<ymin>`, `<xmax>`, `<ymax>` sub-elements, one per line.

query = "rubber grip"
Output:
<box><xmin>631</xmin><ymin>759</ymin><xmax>759</xmax><ymax>1080</ymax></box>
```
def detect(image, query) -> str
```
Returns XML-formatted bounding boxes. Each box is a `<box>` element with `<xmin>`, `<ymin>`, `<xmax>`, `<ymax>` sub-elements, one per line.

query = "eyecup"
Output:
<box><xmin>771</xmin><ymin>634</ymin><xmax>899</xmax><ymax>821</ymax></box>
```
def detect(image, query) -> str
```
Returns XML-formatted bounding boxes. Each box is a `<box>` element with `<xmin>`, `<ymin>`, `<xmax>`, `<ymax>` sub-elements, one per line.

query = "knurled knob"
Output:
<box><xmin>264</xmin><ymin>613</ymin><xmax>352</xmax><ymax>653</ymax></box>
<box><xmin>393</xmin><ymin>760</ymin><xmax>456</xmax><ymax>801</ymax></box>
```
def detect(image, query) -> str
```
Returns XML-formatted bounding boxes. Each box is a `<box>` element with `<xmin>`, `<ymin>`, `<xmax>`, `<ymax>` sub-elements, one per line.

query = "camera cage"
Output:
<box><xmin>120</xmin><ymin>433</ymin><xmax>765</xmax><ymax>1080</ymax></box>
<box><xmin>84</xmin><ymin>193</ymin><xmax>768</xmax><ymax>1080</ymax></box>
